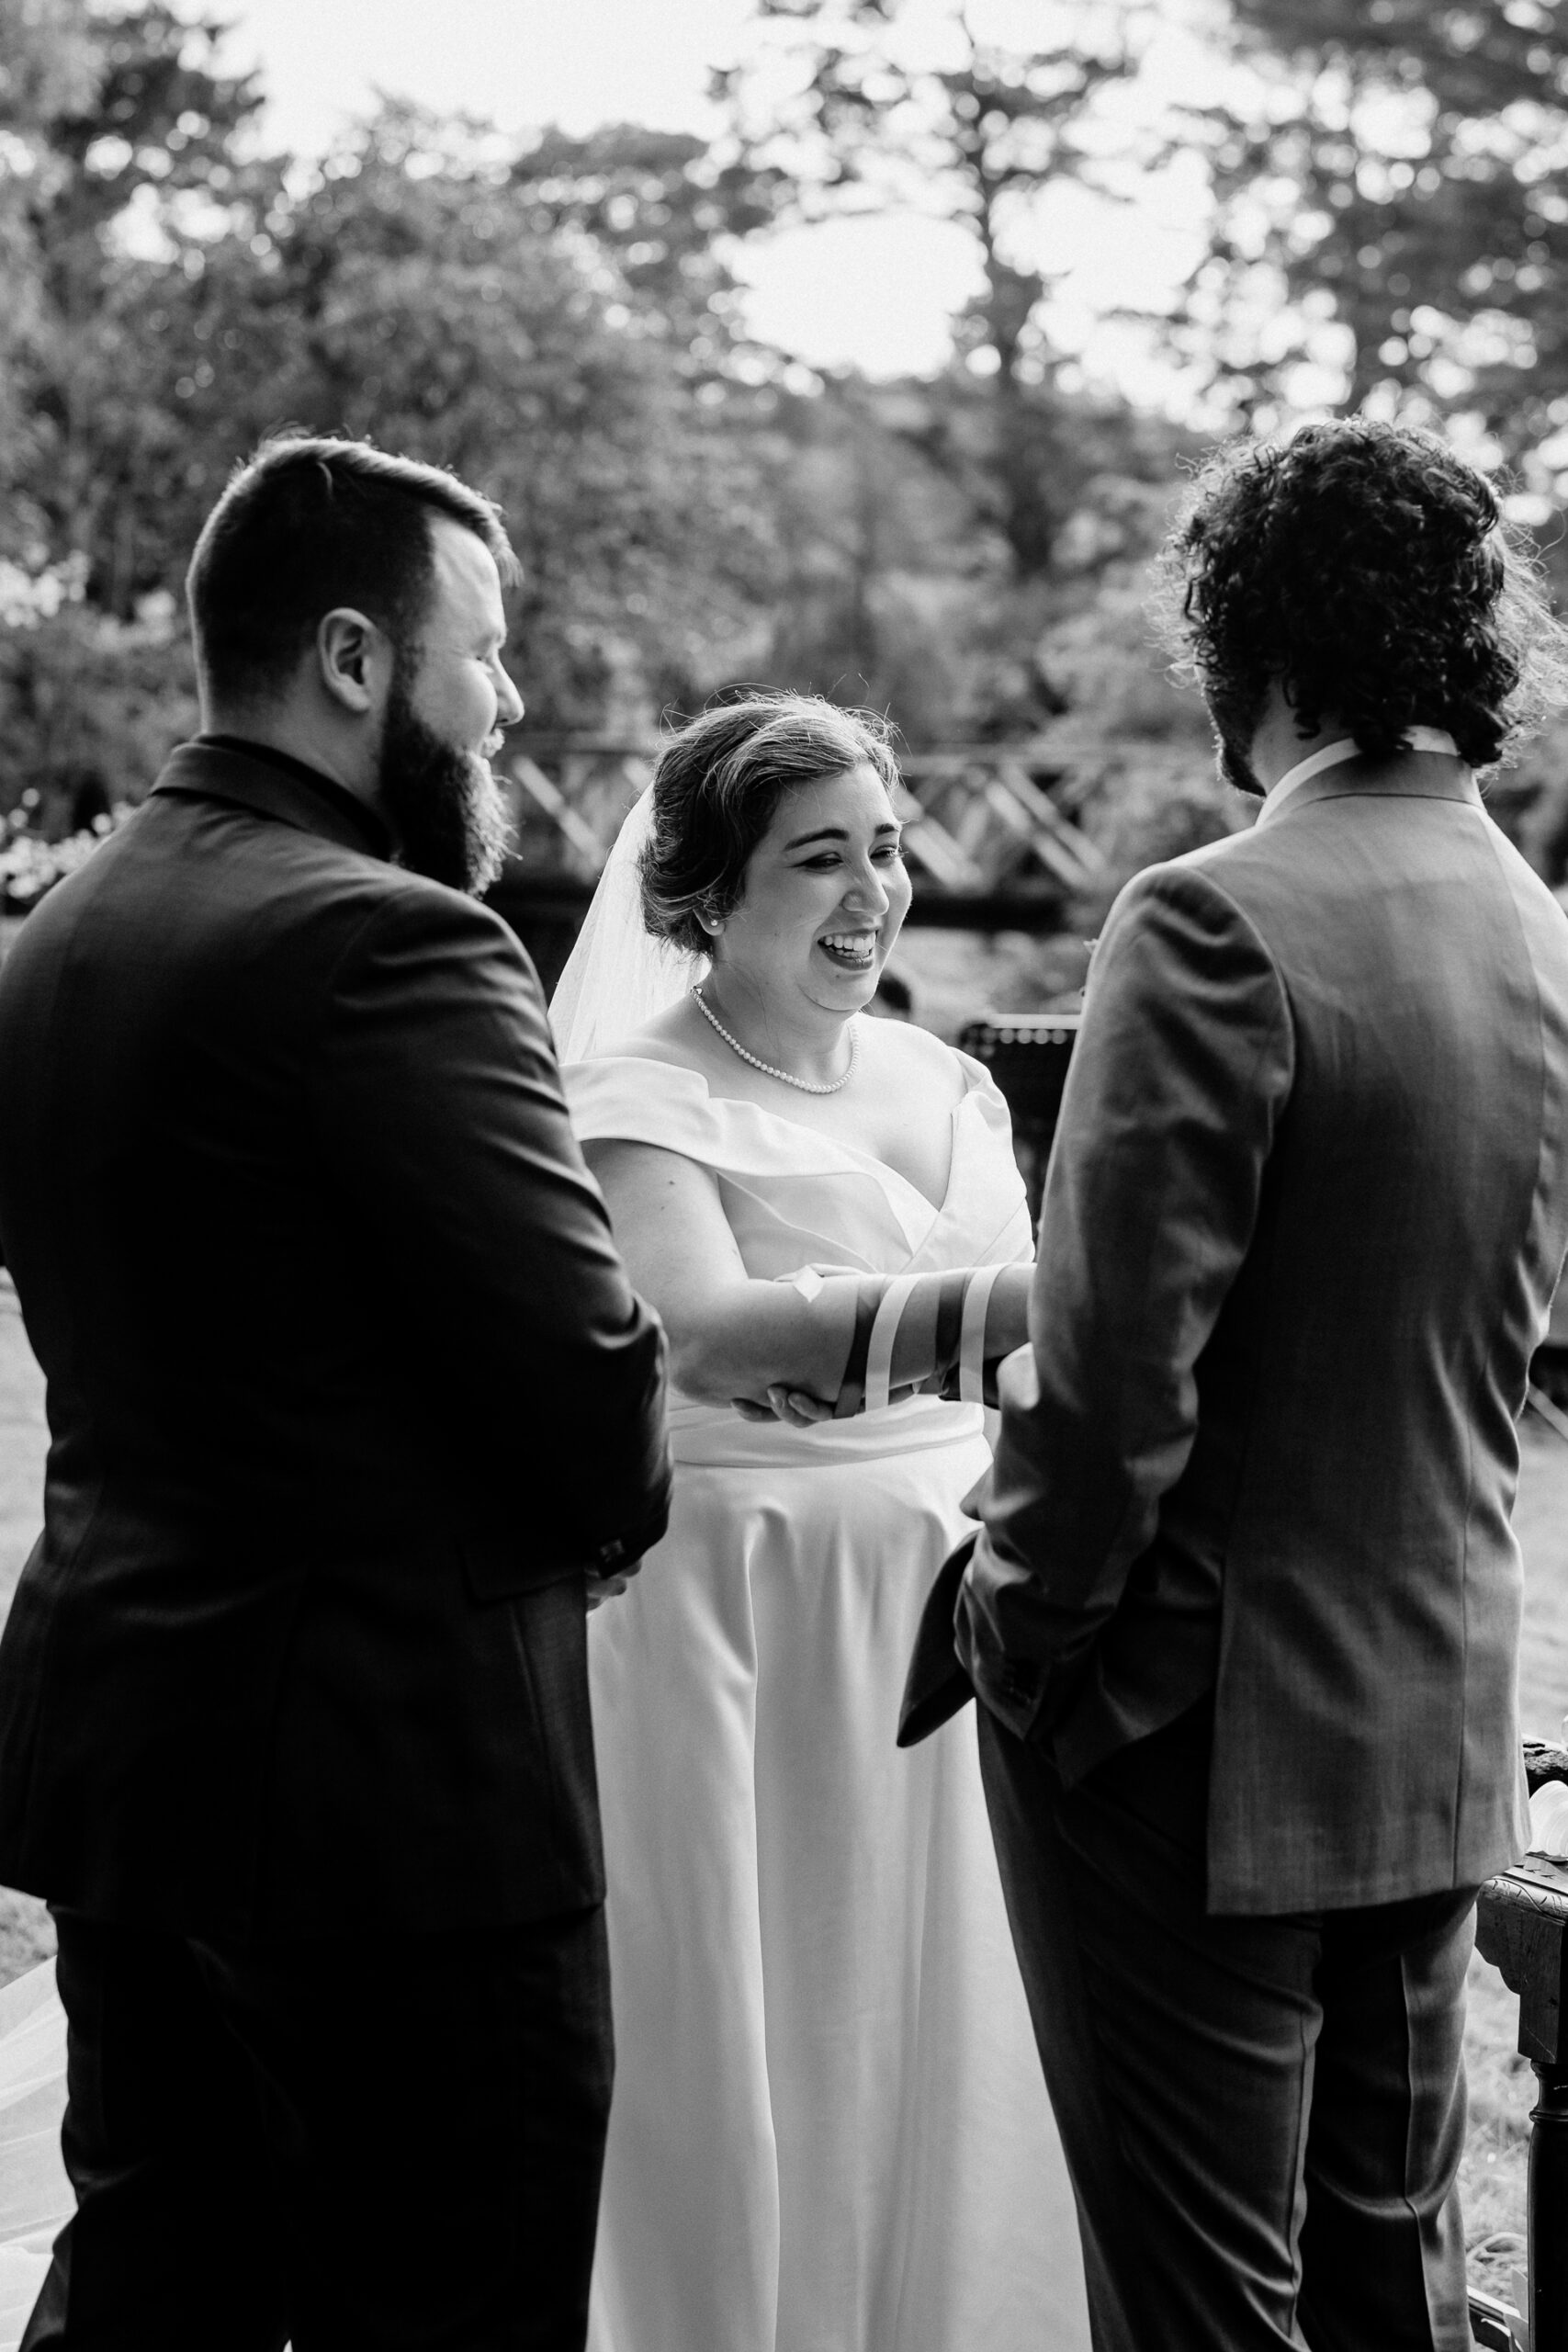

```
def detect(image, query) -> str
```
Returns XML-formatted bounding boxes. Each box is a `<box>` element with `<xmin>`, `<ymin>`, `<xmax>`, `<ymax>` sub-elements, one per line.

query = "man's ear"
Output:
<box><xmin>316</xmin><ymin>608</ymin><xmax>388</xmax><ymax>716</ymax></box>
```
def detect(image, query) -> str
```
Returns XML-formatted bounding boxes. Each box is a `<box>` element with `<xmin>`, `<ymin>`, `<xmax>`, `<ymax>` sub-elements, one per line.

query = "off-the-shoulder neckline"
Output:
<box><xmin>568</xmin><ymin>1047</ymin><xmax>997</xmax><ymax>1219</ymax></box>
<box><xmin>573</xmin><ymin>1045</ymin><xmax>987</xmax><ymax>1104</ymax></box>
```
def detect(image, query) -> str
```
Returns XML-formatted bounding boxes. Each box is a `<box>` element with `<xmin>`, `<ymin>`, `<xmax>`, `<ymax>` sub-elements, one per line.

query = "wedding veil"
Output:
<box><xmin>547</xmin><ymin>782</ymin><xmax>705</xmax><ymax>1063</ymax></box>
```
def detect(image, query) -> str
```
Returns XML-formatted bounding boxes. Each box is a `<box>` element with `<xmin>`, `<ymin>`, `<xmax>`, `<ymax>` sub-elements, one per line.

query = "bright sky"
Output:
<box><xmin>185</xmin><ymin>0</ymin><xmax>1225</xmax><ymax>404</ymax></box>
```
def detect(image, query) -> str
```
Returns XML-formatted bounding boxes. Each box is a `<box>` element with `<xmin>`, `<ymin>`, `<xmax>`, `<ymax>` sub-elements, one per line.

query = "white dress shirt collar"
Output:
<box><xmin>1256</xmin><ymin>726</ymin><xmax>1461</xmax><ymax>828</ymax></box>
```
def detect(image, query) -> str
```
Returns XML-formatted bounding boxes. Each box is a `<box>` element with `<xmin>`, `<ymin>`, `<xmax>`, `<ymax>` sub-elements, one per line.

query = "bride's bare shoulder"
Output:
<box><xmin>606</xmin><ymin>995</ymin><xmax>713</xmax><ymax>1074</ymax></box>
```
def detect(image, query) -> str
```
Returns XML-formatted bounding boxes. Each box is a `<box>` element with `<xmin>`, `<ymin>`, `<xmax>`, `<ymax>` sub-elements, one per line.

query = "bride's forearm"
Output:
<box><xmin>878</xmin><ymin>1262</ymin><xmax>1032</xmax><ymax>1404</ymax></box>
<box><xmin>665</xmin><ymin>1261</ymin><xmax>1032</xmax><ymax>1410</ymax></box>
<box><xmin>963</xmin><ymin>1262</ymin><xmax>1032</xmax><ymax>1374</ymax></box>
<box><xmin>588</xmin><ymin>1136</ymin><xmax>1033</xmax><ymax>1411</ymax></box>
<box><xmin>671</xmin><ymin>1261</ymin><xmax>1033</xmax><ymax>1414</ymax></box>
<box><xmin>665</xmin><ymin>1279</ymin><xmax>860</xmax><ymax>1405</ymax></box>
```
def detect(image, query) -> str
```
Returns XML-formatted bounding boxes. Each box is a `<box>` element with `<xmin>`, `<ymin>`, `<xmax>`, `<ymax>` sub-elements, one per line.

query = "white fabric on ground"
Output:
<box><xmin>0</xmin><ymin>1962</ymin><xmax>70</xmax><ymax>2350</ymax></box>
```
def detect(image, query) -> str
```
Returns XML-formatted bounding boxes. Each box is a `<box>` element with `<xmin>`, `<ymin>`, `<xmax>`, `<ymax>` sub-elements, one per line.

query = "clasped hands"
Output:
<box><xmin>730</xmin><ymin>1262</ymin><xmax>1024</xmax><ymax>1428</ymax></box>
<box><xmin>731</xmin><ymin>1380</ymin><xmax>923</xmax><ymax>1428</ymax></box>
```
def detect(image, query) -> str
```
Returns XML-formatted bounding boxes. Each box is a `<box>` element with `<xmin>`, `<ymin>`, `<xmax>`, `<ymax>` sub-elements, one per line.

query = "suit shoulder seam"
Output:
<box><xmin>1124</xmin><ymin>859</ymin><xmax>1294</xmax><ymax>1033</ymax></box>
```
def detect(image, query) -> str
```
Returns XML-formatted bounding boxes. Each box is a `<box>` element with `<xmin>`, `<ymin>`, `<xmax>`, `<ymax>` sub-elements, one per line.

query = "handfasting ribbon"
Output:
<box><xmin>930</xmin><ymin>1269</ymin><xmax>969</xmax><ymax>1391</ymax></box>
<box><xmin>840</xmin><ymin>1282</ymin><xmax>882</xmax><ymax>1410</ymax></box>
<box><xmin>863</xmin><ymin>1274</ymin><xmax>921</xmax><ymax>1416</ymax></box>
<box><xmin>958</xmin><ymin>1264</ymin><xmax>1005</xmax><ymax>1404</ymax></box>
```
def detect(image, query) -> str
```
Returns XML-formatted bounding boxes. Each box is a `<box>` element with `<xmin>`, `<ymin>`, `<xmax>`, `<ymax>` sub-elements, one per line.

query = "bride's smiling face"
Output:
<box><xmin>708</xmin><ymin>763</ymin><xmax>912</xmax><ymax>1020</ymax></box>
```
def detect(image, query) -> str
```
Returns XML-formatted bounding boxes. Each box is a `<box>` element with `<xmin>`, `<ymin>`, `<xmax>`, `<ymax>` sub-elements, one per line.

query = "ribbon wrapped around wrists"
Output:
<box><xmin>785</xmin><ymin>1264</ymin><xmax>1011</xmax><ymax>1416</ymax></box>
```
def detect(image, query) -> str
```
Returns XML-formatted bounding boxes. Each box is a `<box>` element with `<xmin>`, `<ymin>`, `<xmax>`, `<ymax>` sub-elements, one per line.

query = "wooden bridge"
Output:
<box><xmin>491</xmin><ymin>735</ymin><xmax>1107</xmax><ymax>988</ymax></box>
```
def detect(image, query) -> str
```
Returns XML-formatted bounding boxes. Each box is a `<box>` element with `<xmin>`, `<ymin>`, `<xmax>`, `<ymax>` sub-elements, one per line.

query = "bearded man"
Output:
<box><xmin>0</xmin><ymin>435</ymin><xmax>670</xmax><ymax>2347</ymax></box>
<box><xmin>907</xmin><ymin>418</ymin><xmax>1568</xmax><ymax>2349</ymax></box>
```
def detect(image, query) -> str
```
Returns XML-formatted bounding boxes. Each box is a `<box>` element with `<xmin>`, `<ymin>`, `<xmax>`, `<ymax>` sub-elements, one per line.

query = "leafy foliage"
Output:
<box><xmin>507</xmin><ymin>121</ymin><xmax>785</xmax><ymax>362</ymax></box>
<box><xmin>128</xmin><ymin>107</ymin><xmax>780</xmax><ymax>725</ymax></box>
<box><xmin>6</xmin><ymin>7</ymin><xmax>265</xmax><ymax>576</ymax></box>
<box><xmin>714</xmin><ymin>0</ymin><xmax>1147</xmax><ymax>573</ymax></box>
<box><xmin>7</xmin><ymin>0</ymin><xmax>1566</xmax><ymax>939</ymax></box>
<box><xmin>1178</xmin><ymin>0</ymin><xmax>1568</xmax><ymax>475</ymax></box>
<box><xmin>0</xmin><ymin>17</ymin><xmax>785</xmax><ymax>778</ymax></box>
<box><xmin>0</xmin><ymin>0</ymin><xmax>93</xmax><ymax>551</ymax></box>
<box><xmin>0</xmin><ymin>571</ymin><xmax>197</xmax><ymax>842</ymax></box>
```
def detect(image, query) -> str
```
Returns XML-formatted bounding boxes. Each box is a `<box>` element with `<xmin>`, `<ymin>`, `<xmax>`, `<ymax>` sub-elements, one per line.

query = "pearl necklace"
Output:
<box><xmin>691</xmin><ymin>987</ymin><xmax>858</xmax><ymax>1095</ymax></box>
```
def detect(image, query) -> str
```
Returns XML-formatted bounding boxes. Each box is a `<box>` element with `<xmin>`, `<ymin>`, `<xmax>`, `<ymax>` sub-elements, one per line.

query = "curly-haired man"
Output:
<box><xmin>910</xmin><ymin>417</ymin><xmax>1568</xmax><ymax>2348</ymax></box>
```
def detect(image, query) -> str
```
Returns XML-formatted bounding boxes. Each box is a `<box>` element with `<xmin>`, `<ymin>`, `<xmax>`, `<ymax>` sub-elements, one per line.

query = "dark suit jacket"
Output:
<box><xmin>0</xmin><ymin>741</ymin><xmax>670</xmax><ymax>1940</ymax></box>
<box><xmin>955</xmin><ymin>750</ymin><xmax>1568</xmax><ymax>1914</ymax></box>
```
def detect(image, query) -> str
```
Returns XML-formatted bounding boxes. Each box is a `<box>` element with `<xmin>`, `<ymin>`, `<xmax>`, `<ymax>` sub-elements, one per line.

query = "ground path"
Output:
<box><xmin>0</xmin><ymin>1272</ymin><xmax>1561</xmax><ymax>2295</ymax></box>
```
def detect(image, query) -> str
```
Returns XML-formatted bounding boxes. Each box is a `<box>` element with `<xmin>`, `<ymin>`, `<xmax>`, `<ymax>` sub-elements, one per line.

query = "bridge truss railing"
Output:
<box><xmin>492</xmin><ymin>737</ymin><xmax>1110</xmax><ymax>990</ymax></box>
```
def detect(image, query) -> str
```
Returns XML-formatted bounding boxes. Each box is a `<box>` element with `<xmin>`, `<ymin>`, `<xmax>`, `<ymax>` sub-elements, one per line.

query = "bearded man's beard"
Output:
<box><xmin>378</xmin><ymin>673</ymin><xmax>512</xmax><ymax>896</ymax></box>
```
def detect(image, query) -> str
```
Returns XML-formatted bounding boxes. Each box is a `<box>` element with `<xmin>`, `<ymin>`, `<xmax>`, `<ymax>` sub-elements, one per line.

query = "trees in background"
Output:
<box><xmin>0</xmin><ymin>5</ymin><xmax>251</xmax><ymax>824</ymax></box>
<box><xmin>145</xmin><ymin>107</ymin><xmax>780</xmax><ymax>727</ymax></box>
<box><xmin>0</xmin><ymin>12</ymin><xmax>789</xmax><ymax>809</ymax></box>
<box><xmin>505</xmin><ymin>120</ymin><xmax>784</xmax><ymax>369</ymax></box>
<box><xmin>3</xmin><ymin>6</ymin><xmax>263</xmax><ymax>589</ymax></box>
<box><xmin>751</xmin><ymin>365</ymin><xmax>1192</xmax><ymax>752</ymax></box>
<box><xmin>0</xmin><ymin>0</ymin><xmax>1192</xmax><ymax>830</ymax></box>
<box><xmin>1177</xmin><ymin>0</ymin><xmax>1568</xmax><ymax>487</ymax></box>
<box><xmin>702</xmin><ymin>0</ymin><xmax>1201</xmax><ymax>761</ymax></box>
<box><xmin>5</xmin><ymin>0</ymin><xmax>1568</xmax><ymax>900</ymax></box>
<box><xmin>714</xmin><ymin>0</ymin><xmax>1147</xmax><ymax>577</ymax></box>
<box><xmin>0</xmin><ymin>0</ymin><xmax>94</xmax><ymax>555</ymax></box>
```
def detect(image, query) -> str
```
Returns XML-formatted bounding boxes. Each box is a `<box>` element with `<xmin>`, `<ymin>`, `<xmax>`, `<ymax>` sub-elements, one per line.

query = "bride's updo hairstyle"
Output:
<box><xmin>639</xmin><ymin>693</ymin><xmax>900</xmax><ymax>956</ymax></box>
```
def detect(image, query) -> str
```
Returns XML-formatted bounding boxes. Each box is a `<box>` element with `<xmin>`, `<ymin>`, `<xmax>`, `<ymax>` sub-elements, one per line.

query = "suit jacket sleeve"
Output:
<box><xmin>308</xmin><ymin>885</ymin><xmax>671</xmax><ymax>1573</ymax></box>
<box><xmin>955</xmin><ymin>858</ymin><xmax>1293</xmax><ymax>1739</ymax></box>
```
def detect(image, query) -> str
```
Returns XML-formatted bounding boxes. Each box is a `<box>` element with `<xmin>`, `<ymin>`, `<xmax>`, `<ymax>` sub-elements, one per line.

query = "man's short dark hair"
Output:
<box><xmin>1161</xmin><ymin>417</ymin><xmax>1568</xmax><ymax>768</ymax></box>
<box><xmin>186</xmin><ymin>435</ymin><xmax>520</xmax><ymax>704</ymax></box>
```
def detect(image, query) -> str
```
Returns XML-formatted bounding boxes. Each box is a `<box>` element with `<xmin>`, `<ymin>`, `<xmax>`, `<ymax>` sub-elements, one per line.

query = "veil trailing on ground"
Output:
<box><xmin>548</xmin><ymin>782</ymin><xmax>705</xmax><ymax>1064</ymax></box>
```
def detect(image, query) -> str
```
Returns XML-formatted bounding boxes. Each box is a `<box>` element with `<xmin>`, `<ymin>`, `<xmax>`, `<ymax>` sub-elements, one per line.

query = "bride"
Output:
<box><xmin>552</xmin><ymin>692</ymin><xmax>1089</xmax><ymax>2352</ymax></box>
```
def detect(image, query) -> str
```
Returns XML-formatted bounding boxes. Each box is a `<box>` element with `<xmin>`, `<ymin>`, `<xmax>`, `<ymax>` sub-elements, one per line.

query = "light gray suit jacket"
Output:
<box><xmin>957</xmin><ymin>748</ymin><xmax>1568</xmax><ymax>1913</ymax></box>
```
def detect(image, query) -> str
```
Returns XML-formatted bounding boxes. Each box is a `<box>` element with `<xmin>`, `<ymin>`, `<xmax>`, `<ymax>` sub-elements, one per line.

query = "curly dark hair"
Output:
<box><xmin>1159</xmin><ymin>418</ymin><xmax>1568</xmax><ymax>770</ymax></box>
<box><xmin>639</xmin><ymin>692</ymin><xmax>901</xmax><ymax>956</ymax></box>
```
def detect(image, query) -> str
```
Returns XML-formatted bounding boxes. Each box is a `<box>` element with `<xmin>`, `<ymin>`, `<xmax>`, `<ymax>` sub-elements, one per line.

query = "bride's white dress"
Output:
<box><xmin>0</xmin><ymin>1963</ymin><xmax>70</xmax><ymax>2348</ymax></box>
<box><xmin>566</xmin><ymin>1049</ymin><xmax>1089</xmax><ymax>2352</ymax></box>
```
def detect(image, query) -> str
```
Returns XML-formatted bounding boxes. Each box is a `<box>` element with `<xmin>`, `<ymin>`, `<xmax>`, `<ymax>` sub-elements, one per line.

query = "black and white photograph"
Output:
<box><xmin>4</xmin><ymin>1</ymin><xmax>1568</xmax><ymax>2346</ymax></box>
